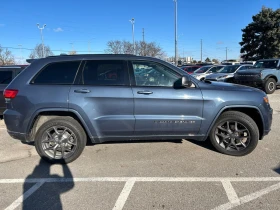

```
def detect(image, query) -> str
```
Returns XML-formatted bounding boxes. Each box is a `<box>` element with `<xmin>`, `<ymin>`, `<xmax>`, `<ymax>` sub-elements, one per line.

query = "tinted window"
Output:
<box><xmin>220</xmin><ymin>65</ymin><xmax>241</xmax><ymax>73</ymax></box>
<box><xmin>254</xmin><ymin>60</ymin><xmax>278</xmax><ymax>69</ymax></box>
<box><xmin>81</xmin><ymin>60</ymin><xmax>129</xmax><ymax>85</ymax></box>
<box><xmin>33</xmin><ymin>61</ymin><xmax>80</xmax><ymax>84</ymax></box>
<box><xmin>0</xmin><ymin>71</ymin><xmax>13</xmax><ymax>84</ymax></box>
<box><xmin>132</xmin><ymin>61</ymin><xmax>179</xmax><ymax>87</ymax></box>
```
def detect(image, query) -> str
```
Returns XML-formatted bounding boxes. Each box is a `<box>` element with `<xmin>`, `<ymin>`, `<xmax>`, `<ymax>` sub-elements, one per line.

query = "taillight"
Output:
<box><xmin>4</xmin><ymin>89</ymin><xmax>18</xmax><ymax>99</ymax></box>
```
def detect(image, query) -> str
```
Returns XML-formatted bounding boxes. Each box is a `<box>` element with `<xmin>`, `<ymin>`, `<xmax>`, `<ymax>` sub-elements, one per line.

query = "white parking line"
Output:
<box><xmin>2</xmin><ymin>177</ymin><xmax>280</xmax><ymax>210</ymax></box>
<box><xmin>112</xmin><ymin>179</ymin><xmax>135</xmax><ymax>210</ymax></box>
<box><xmin>1</xmin><ymin>177</ymin><xmax>280</xmax><ymax>183</ymax></box>
<box><xmin>221</xmin><ymin>180</ymin><xmax>240</xmax><ymax>205</ymax></box>
<box><xmin>212</xmin><ymin>182</ymin><xmax>280</xmax><ymax>210</ymax></box>
<box><xmin>4</xmin><ymin>181</ymin><xmax>45</xmax><ymax>210</ymax></box>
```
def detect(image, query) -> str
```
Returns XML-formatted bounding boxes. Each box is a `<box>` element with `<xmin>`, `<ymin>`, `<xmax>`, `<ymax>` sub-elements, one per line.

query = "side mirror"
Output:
<box><xmin>182</xmin><ymin>76</ymin><xmax>192</xmax><ymax>87</ymax></box>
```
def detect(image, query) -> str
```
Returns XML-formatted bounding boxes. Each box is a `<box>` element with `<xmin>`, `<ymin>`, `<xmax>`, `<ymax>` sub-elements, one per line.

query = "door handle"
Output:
<box><xmin>74</xmin><ymin>89</ymin><xmax>91</xmax><ymax>93</ymax></box>
<box><xmin>137</xmin><ymin>90</ymin><xmax>153</xmax><ymax>95</ymax></box>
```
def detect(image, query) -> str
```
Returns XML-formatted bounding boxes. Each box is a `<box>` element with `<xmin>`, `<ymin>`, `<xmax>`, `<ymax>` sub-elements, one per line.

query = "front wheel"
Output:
<box><xmin>35</xmin><ymin>117</ymin><xmax>87</xmax><ymax>164</ymax></box>
<box><xmin>209</xmin><ymin>111</ymin><xmax>259</xmax><ymax>156</ymax></box>
<box><xmin>264</xmin><ymin>78</ymin><xmax>276</xmax><ymax>94</ymax></box>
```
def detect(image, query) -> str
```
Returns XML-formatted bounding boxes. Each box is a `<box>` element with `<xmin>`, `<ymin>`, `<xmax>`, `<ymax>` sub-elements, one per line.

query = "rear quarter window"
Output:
<box><xmin>0</xmin><ymin>70</ymin><xmax>13</xmax><ymax>84</ymax></box>
<box><xmin>31</xmin><ymin>61</ymin><xmax>81</xmax><ymax>84</ymax></box>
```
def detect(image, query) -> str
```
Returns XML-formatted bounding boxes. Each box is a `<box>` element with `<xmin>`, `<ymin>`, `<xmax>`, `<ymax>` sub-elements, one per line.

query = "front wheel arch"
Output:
<box><xmin>205</xmin><ymin>106</ymin><xmax>264</xmax><ymax>141</ymax></box>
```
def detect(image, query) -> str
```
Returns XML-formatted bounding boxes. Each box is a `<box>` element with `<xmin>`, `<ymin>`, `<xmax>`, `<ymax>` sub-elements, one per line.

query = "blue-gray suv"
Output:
<box><xmin>3</xmin><ymin>55</ymin><xmax>273</xmax><ymax>163</ymax></box>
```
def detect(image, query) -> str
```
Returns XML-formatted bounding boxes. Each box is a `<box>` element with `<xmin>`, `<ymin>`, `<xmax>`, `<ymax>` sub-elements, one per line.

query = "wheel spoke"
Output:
<box><xmin>67</xmin><ymin>140</ymin><xmax>77</xmax><ymax>146</ymax></box>
<box><xmin>235</xmin><ymin>122</ymin><xmax>238</xmax><ymax>131</ymax></box>
<box><xmin>225</xmin><ymin>142</ymin><xmax>232</xmax><ymax>150</ymax></box>
<box><xmin>217</xmin><ymin>126</ymin><xmax>229</xmax><ymax>133</ymax></box>
<box><xmin>42</xmin><ymin>138</ymin><xmax>55</xmax><ymax>143</ymax></box>
<box><xmin>232</xmin><ymin>142</ymin><xmax>239</xmax><ymax>151</ymax></box>
<box><xmin>61</xmin><ymin>144</ymin><xmax>65</xmax><ymax>158</ymax></box>
<box><xmin>53</xmin><ymin>145</ymin><xmax>58</xmax><ymax>158</ymax></box>
<box><xmin>226</xmin><ymin>121</ymin><xmax>230</xmax><ymax>131</ymax></box>
<box><xmin>53</xmin><ymin>127</ymin><xmax>60</xmax><ymax>135</ymax></box>
<box><xmin>45</xmin><ymin>145</ymin><xmax>56</xmax><ymax>151</ymax></box>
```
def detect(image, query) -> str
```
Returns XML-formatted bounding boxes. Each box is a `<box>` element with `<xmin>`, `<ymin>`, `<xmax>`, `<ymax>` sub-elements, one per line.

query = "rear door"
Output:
<box><xmin>130</xmin><ymin>60</ymin><xmax>203</xmax><ymax>136</ymax></box>
<box><xmin>69</xmin><ymin>60</ymin><xmax>134</xmax><ymax>138</ymax></box>
<box><xmin>0</xmin><ymin>69</ymin><xmax>14</xmax><ymax>113</ymax></box>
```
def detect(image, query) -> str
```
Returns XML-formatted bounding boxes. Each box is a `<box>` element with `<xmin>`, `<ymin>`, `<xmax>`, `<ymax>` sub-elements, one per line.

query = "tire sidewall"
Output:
<box><xmin>35</xmin><ymin>119</ymin><xmax>86</xmax><ymax>164</ymax></box>
<box><xmin>210</xmin><ymin>114</ymin><xmax>259</xmax><ymax>156</ymax></box>
<box><xmin>265</xmin><ymin>78</ymin><xmax>276</xmax><ymax>94</ymax></box>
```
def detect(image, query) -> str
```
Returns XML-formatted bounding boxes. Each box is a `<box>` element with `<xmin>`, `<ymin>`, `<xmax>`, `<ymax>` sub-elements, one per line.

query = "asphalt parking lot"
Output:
<box><xmin>0</xmin><ymin>89</ymin><xmax>279</xmax><ymax>210</ymax></box>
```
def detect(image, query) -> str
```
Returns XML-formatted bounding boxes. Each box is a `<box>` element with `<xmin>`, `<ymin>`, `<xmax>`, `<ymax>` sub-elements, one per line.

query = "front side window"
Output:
<box><xmin>132</xmin><ymin>61</ymin><xmax>179</xmax><ymax>87</ymax></box>
<box><xmin>194</xmin><ymin>66</ymin><xmax>211</xmax><ymax>73</ymax></box>
<box><xmin>0</xmin><ymin>71</ymin><xmax>13</xmax><ymax>84</ymax></box>
<box><xmin>80</xmin><ymin>60</ymin><xmax>129</xmax><ymax>86</ymax></box>
<box><xmin>32</xmin><ymin>61</ymin><xmax>80</xmax><ymax>84</ymax></box>
<box><xmin>220</xmin><ymin>65</ymin><xmax>241</xmax><ymax>73</ymax></box>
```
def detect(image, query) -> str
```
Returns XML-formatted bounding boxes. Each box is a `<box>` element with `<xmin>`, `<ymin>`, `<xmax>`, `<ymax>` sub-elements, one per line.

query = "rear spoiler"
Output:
<box><xmin>26</xmin><ymin>59</ymin><xmax>38</xmax><ymax>64</ymax></box>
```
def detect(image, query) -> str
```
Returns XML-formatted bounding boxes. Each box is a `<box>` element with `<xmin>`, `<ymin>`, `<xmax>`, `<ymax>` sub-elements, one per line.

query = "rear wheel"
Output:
<box><xmin>264</xmin><ymin>78</ymin><xmax>276</xmax><ymax>94</ymax></box>
<box><xmin>35</xmin><ymin>117</ymin><xmax>87</xmax><ymax>164</ymax></box>
<box><xmin>209</xmin><ymin>111</ymin><xmax>259</xmax><ymax>156</ymax></box>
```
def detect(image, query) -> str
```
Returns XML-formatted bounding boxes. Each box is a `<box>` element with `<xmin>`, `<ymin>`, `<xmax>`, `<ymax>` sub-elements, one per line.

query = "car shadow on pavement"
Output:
<box><xmin>185</xmin><ymin>138</ymin><xmax>217</xmax><ymax>153</ymax></box>
<box><xmin>23</xmin><ymin>159</ymin><xmax>74</xmax><ymax>210</ymax></box>
<box><xmin>273</xmin><ymin>164</ymin><xmax>280</xmax><ymax>174</ymax></box>
<box><xmin>87</xmin><ymin>139</ymin><xmax>183</xmax><ymax>146</ymax></box>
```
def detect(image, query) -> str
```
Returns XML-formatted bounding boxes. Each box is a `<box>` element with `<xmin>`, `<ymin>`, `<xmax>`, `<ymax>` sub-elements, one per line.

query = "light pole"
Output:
<box><xmin>129</xmin><ymin>18</ymin><xmax>135</xmax><ymax>55</ymax></box>
<box><xmin>174</xmin><ymin>0</ymin><xmax>178</xmax><ymax>66</ymax></box>
<box><xmin>18</xmin><ymin>44</ymin><xmax>22</xmax><ymax>64</ymax></box>
<box><xmin>37</xmin><ymin>23</ymin><xmax>46</xmax><ymax>58</ymax></box>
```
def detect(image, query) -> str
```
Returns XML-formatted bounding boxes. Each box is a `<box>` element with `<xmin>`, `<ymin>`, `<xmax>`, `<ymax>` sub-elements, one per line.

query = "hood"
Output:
<box><xmin>192</xmin><ymin>72</ymin><xmax>206</xmax><ymax>76</ymax></box>
<box><xmin>236</xmin><ymin>68</ymin><xmax>264</xmax><ymax>75</ymax></box>
<box><xmin>203</xmin><ymin>80</ymin><xmax>264</xmax><ymax>93</ymax></box>
<box><xmin>206</xmin><ymin>73</ymin><xmax>233</xmax><ymax>79</ymax></box>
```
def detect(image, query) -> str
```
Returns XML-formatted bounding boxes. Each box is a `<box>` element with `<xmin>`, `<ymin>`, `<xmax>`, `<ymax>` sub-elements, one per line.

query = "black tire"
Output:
<box><xmin>209</xmin><ymin>111</ymin><xmax>259</xmax><ymax>156</ymax></box>
<box><xmin>264</xmin><ymin>78</ymin><xmax>276</xmax><ymax>94</ymax></box>
<box><xmin>35</xmin><ymin>117</ymin><xmax>87</xmax><ymax>164</ymax></box>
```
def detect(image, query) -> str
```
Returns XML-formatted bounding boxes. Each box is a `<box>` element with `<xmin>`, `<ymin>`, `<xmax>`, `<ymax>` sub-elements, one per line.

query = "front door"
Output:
<box><xmin>69</xmin><ymin>60</ymin><xmax>134</xmax><ymax>138</ymax></box>
<box><xmin>130</xmin><ymin>60</ymin><xmax>203</xmax><ymax>136</ymax></box>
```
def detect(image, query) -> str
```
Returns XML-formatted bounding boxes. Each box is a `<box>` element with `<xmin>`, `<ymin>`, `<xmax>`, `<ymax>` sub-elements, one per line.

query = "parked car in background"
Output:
<box><xmin>0</xmin><ymin>65</ymin><xmax>28</xmax><ymax>116</ymax></box>
<box><xmin>180</xmin><ymin>65</ymin><xmax>201</xmax><ymax>74</ymax></box>
<box><xmin>205</xmin><ymin>64</ymin><xmax>253</xmax><ymax>83</ymax></box>
<box><xmin>234</xmin><ymin>59</ymin><xmax>280</xmax><ymax>94</ymax></box>
<box><xmin>191</xmin><ymin>65</ymin><xmax>224</xmax><ymax>81</ymax></box>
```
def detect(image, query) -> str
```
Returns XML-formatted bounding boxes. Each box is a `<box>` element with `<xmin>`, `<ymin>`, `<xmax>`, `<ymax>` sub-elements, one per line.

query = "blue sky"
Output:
<box><xmin>0</xmin><ymin>0</ymin><xmax>279</xmax><ymax>63</ymax></box>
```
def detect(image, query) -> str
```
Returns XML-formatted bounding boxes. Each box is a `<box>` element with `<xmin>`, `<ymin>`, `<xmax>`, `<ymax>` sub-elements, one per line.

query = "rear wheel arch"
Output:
<box><xmin>207</xmin><ymin>106</ymin><xmax>264</xmax><ymax>140</ymax></box>
<box><xmin>27</xmin><ymin>110</ymin><xmax>95</xmax><ymax>143</ymax></box>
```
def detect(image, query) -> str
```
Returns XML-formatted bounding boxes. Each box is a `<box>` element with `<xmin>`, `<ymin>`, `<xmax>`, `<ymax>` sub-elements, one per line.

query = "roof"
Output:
<box><xmin>26</xmin><ymin>54</ymin><xmax>161</xmax><ymax>64</ymax></box>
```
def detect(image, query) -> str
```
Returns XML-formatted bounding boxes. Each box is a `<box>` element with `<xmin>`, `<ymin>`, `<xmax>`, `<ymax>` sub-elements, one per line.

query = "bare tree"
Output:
<box><xmin>68</xmin><ymin>51</ymin><xmax>77</xmax><ymax>55</ymax></box>
<box><xmin>29</xmin><ymin>44</ymin><xmax>54</xmax><ymax>58</ymax></box>
<box><xmin>0</xmin><ymin>45</ymin><xmax>15</xmax><ymax>65</ymax></box>
<box><xmin>106</xmin><ymin>40</ymin><xmax>165</xmax><ymax>58</ymax></box>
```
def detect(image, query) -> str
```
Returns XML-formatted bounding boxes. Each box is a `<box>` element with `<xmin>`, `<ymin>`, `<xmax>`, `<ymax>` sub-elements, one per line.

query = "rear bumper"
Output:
<box><xmin>7</xmin><ymin>130</ymin><xmax>29</xmax><ymax>143</ymax></box>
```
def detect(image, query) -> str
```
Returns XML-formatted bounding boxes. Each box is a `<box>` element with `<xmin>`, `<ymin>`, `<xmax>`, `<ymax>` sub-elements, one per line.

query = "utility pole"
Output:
<box><xmin>174</xmin><ymin>0</ymin><xmax>178</xmax><ymax>66</ymax></box>
<box><xmin>129</xmin><ymin>18</ymin><xmax>135</xmax><ymax>55</ymax></box>
<box><xmin>37</xmin><ymin>23</ymin><xmax>46</xmax><ymax>58</ymax></box>
<box><xmin>142</xmin><ymin>28</ymin><xmax>145</xmax><ymax>42</ymax></box>
<box><xmin>226</xmin><ymin>47</ymin><xmax>228</xmax><ymax>61</ymax></box>
<box><xmin>200</xmin><ymin>39</ymin><xmax>203</xmax><ymax>63</ymax></box>
<box><xmin>18</xmin><ymin>44</ymin><xmax>22</xmax><ymax>64</ymax></box>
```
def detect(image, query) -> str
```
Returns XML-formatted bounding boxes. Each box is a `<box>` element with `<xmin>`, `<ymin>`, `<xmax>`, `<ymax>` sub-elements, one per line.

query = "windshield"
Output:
<box><xmin>219</xmin><ymin>65</ymin><xmax>240</xmax><ymax>73</ymax></box>
<box><xmin>194</xmin><ymin>66</ymin><xmax>211</xmax><ymax>73</ymax></box>
<box><xmin>254</xmin><ymin>60</ymin><xmax>278</xmax><ymax>69</ymax></box>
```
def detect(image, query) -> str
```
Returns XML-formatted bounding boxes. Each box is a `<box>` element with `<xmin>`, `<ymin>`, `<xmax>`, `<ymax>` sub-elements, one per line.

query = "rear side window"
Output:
<box><xmin>80</xmin><ymin>60</ymin><xmax>129</xmax><ymax>86</ymax></box>
<box><xmin>0</xmin><ymin>71</ymin><xmax>13</xmax><ymax>84</ymax></box>
<box><xmin>32</xmin><ymin>61</ymin><xmax>80</xmax><ymax>84</ymax></box>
